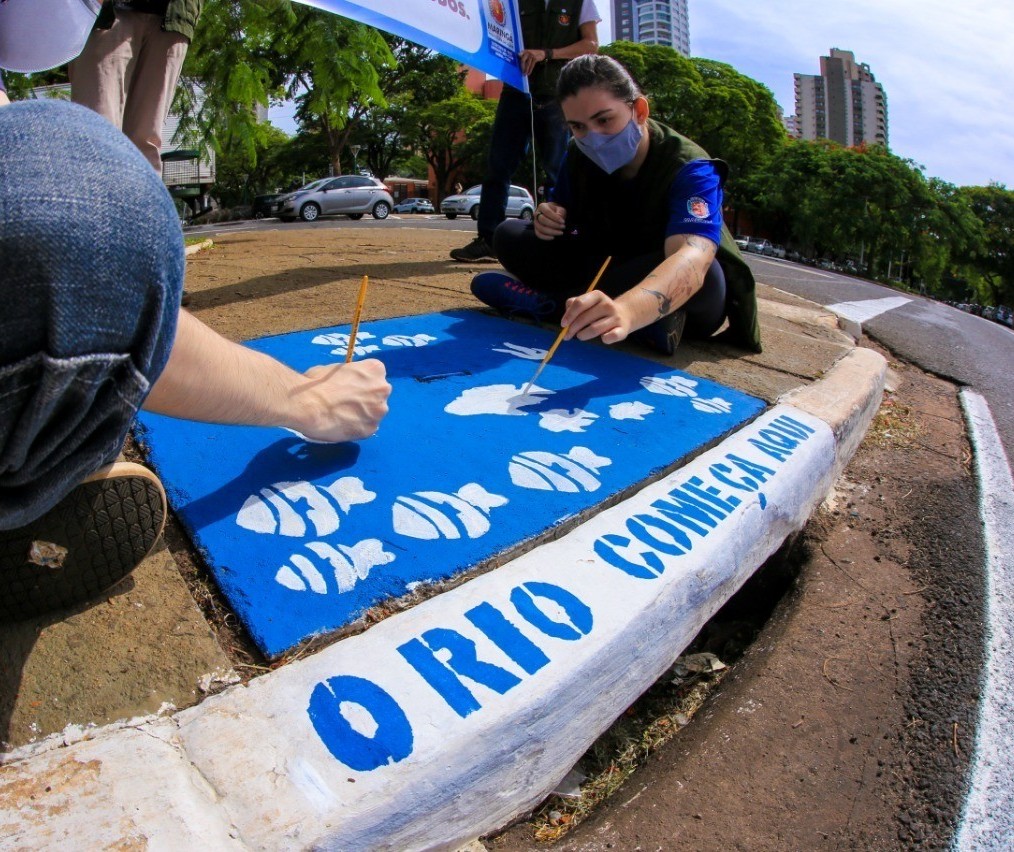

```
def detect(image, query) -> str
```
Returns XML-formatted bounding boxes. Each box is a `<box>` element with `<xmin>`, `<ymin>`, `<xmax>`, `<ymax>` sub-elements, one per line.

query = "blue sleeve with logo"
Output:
<box><xmin>666</xmin><ymin>159</ymin><xmax>724</xmax><ymax>244</ymax></box>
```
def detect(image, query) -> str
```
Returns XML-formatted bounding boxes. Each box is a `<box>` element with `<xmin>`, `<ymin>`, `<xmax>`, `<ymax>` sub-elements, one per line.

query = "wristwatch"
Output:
<box><xmin>545</xmin><ymin>48</ymin><xmax>554</xmax><ymax>62</ymax></box>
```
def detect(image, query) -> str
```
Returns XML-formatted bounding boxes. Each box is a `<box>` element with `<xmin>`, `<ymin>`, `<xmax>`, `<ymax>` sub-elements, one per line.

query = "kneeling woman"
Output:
<box><xmin>471</xmin><ymin>54</ymin><xmax>762</xmax><ymax>355</ymax></box>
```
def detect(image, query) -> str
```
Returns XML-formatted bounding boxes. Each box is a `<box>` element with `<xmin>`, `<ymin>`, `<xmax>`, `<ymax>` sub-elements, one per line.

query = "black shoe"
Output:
<box><xmin>633</xmin><ymin>309</ymin><xmax>687</xmax><ymax>356</ymax></box>
<box><xmin>450</xmin><ymin>236</ymin><xmax>496</xmax><ymax>262</ymax></box>
<box><xmin>470</xmin><ymin>271</ymin><xmax>557</xmax><ymax>320</ymax></box>
<box><xmin>0</xmin><ymin>463</ymin><xmax>167</xmax><ymax>621</ymax></box>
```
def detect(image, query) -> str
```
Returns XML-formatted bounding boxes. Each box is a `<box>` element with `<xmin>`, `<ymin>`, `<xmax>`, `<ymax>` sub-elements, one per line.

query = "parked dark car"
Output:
<box><xmin>252</xmin><ymin>193</ymin><xmax>283</xmax><ymax>219</ymax></box>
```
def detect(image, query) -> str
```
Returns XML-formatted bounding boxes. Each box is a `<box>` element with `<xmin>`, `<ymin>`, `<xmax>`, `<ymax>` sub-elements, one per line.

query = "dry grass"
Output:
<box><xmin>867</xmin><ymin>396</ymin><xmax>922</xmax><ymax>449</ymax></box>
<box><xmin>523</xmin><ymin>666</ymin><xmax>729</xmax><ymax>843</ymax></box>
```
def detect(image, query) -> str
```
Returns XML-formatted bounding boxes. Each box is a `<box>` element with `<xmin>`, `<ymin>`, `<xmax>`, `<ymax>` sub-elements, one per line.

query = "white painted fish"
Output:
<box><xmin>445</xmin><ymin>383</ymin><xmax>550</xmax><ymax>416</ymax></box>
<box><xmin>509</xmin><ymin>446</ymin><xmax>612</xmax><ymax>493</ymax></box>
<box><xmin>609</xmin><ymin>401</ymin><xmax>655</xmax><ymax>421</ymax></box>
<box><xmin>311</xmin><ymin>331</ymin><xmax>380</xmax><ymax>357</ymax></box>
<box><xmin>392</xmin><ymin>483</ymin><xmax>508</xmax><ymax>540</ymax></box>
<box><xmin>538</xmin><ymin>408</ymin><xmax>598</xmax><ymax>433</ymax></box>
<box><xmin>492</xmin><ymin>342</ymin><xmax>548</xmax><ymax>361</ymax></box>
<box><xmin>237</xmin><ymin>476</ymin><xmax>375</xmax><ymax>538</ymax></box>
<box><xmin>382</xmin><ymin>333</ymin><xmax>437</xmax><ymax>348</ymax></box>
<box><xmin>640</xmin><ymin>375</ymin><xmax>698</xmax><ymax>398</ymax></box>
<box><xmin>274</xmin><ymin>538</ymin><xmax>395</xmax><ymax>595</ymax></box>
<box><xmin>691</xmin><ymin>397</ymin><xmax>733</xmax><ymax>414</ymax></box>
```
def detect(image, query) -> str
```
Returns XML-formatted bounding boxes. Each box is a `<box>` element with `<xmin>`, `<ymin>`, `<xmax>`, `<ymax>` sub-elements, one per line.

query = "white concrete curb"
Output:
<box><xmin>1</xmin><ymin>353</ymin><xmax>886</xmax><ymax>851</ymax></box>
<box><xmin>184</xmin><ymin>238</ymin><xmax>214</xmax><ymax>257</ymax></box>
<box><xmin>955</xmin><ymin>390</ymin><xmax>1014</xmax><ymax>851</ymax></box>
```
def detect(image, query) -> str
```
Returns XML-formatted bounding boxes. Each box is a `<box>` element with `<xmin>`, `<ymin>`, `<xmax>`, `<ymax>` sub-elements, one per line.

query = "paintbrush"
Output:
<box><xmin>520</xmin><ymin>256</ymin><xmax>612</xmax><ymax>396</ymax></box>
<box><xmin>344</xmin><ymin>274</ymin><xmax>370</xmax><ymax>363</ymax></box>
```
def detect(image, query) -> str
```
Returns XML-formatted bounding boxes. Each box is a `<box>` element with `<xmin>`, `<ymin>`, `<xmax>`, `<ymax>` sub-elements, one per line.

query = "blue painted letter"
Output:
<box><xmin>511</xmin><ymin>582</ymin><xmax>593</xmax><ymax>641</ymax></box>
<box><xmin>308</xmin><ymin>675</ymin><xmax>413</xmax><ymax>771</ymax></box>
<box><xmin>467</xmin><ymin>601</ymin><xmax>551</xmax><ymax>675</ymax></box>
<box><xmin>399</xmin><ymin>628</ymin><xmax>522</xmax><ymax>718</ymax></box>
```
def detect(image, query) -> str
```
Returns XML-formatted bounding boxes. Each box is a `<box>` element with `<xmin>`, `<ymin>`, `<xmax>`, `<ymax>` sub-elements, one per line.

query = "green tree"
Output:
<box><xmin>600</xmin><ymin>43</ymin><xmax>784</xmax><ymax>204</ymax></box>
<box><xmin>407</xmin><ymin>89</ymin><xmax>497</xmax><ymax>202</ymax></box>
<box><xmin>181</xmin><ymin>0</ymin><xmax>392</xmax><ymax>174</ymax></box>
<box><xmin>954</xmin><ymin>183</ymin><xmax>1014</xmax><ymax>305</ymax></box>
<box><xmin>350</xmin><ymin>40</ymin><xmax>463</xmax><ymax>180</ymax></box>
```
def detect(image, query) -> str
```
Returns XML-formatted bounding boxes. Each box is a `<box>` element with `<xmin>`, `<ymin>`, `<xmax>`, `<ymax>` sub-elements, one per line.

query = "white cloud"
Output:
<box><xmin>673</xmin><ymin>0</ymin><xmax>1014</xmax><ymax>187</ymax></box>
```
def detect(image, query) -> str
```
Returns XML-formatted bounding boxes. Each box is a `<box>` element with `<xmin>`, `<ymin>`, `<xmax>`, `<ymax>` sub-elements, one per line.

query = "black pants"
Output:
<box><xmin>493</xmin><ymin>219</ymin><xmax>728</xmax><ymax>338</ymax></box>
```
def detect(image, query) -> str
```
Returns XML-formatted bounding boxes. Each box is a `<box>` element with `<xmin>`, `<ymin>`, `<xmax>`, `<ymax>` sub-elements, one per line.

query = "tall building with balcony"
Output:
<box><xmin>793</xmin><ymin>48</ymin><xmax>888</xmax><ymax>148</ymax></box>
<box><xmin>612</xmin><ymin>0</ymin><xmax>690</xmax><ymax>56</ymax></box>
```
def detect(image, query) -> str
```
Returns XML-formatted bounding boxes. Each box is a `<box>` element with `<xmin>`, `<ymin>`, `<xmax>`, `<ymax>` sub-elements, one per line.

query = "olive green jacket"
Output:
<box><xmin>97</xmin><ymin>0</ymin><xmax>203</xmax><ymax>41</ymax></box>
<box><xmin>566</xmin><ymin>119</ymin><xmax>763</xmax><ymax>352</ymax></box>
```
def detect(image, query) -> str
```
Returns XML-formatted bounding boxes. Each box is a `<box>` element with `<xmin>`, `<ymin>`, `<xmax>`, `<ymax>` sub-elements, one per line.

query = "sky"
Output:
<box><xmin>271</xmin><ymin>0</ymin><xmax>1012</xmax><ymax>188</ymax></box>
<box><xmin>678</xmin><ymin>0</ymin><xmax>1013</xmax><ymax>188</ymax></box>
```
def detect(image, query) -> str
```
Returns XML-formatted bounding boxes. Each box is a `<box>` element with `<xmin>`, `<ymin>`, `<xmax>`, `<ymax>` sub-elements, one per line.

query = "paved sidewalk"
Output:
<box><xmin>0</xmin><ymin>228</ymin><xmax>885</xmax><ymax>849</ymax></box>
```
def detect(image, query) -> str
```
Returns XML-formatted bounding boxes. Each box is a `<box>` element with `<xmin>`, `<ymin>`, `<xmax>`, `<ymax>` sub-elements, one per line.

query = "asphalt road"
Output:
<box><xmin>740</xmin><ymin>253</ymin><xmax>1014</xmax><ymax>463</ymax></box>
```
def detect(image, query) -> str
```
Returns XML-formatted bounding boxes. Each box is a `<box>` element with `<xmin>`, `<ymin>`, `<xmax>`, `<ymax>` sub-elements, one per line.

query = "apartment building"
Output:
<box><xmin>612</xmin><ymin>0</ymin><xmax>690</xmax><ymax>56</ymax></box>
<box><xmin>794</xmin><ymin>48</ymin><xmax>888</xmax><ymax>148</ymax></box>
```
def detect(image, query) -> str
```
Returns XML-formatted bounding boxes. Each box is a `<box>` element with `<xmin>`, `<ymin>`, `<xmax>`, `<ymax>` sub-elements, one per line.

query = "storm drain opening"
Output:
<box><xmin>490</xmin><ymin>533</ymin><xmax>807</xmax><ymax>845</ymax></box>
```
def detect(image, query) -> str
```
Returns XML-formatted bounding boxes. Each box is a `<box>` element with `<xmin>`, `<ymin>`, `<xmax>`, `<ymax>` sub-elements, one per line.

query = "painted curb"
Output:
<box><xmin>184</xmin><ymin>238</ymin><xmax>214</xmax><ymax>257</ymax></box>
<box><xmin>1</xmin><ymin>355</ymin><xmax>887</xmax><ymax>850</ymax></box>
<box><xmin>955</xmin><ymin>390</ymin><xmax>1014</xmax><ymax>850</ymax></box>
<box><xmin>779</xmin><ymin>347</ymin><xmax>886</xmax><ymax>480</ymax></box>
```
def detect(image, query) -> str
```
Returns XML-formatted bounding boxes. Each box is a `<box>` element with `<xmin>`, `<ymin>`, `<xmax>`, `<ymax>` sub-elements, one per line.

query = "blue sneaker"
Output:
<box><xmin>470</xmin><ymin>272</ymin><xmax>557</xmax><ymax>320</ymax></box>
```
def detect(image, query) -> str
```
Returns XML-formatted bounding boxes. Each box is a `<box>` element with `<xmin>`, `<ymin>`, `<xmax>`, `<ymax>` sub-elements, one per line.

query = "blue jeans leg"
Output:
<box><xmin>0</xmin><ymin>100</ymin><xmax>183</xmax><ymax>530</ymax></box>
<box><xmin>532</xmin><ymin>98</ymin><xmax>568</xmax><ymax>189</ymax></box>
<box><xmin>478</xmin><ymin>87</ymin><xmax>533</xmax><ymax>243</ymax></box>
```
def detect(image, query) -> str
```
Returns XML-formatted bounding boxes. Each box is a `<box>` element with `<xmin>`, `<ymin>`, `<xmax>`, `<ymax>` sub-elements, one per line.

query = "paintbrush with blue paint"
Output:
<box><xmin>521</xmin><ymin>255</ymin><xmax>612</xmax><ymax>395</ymax></box>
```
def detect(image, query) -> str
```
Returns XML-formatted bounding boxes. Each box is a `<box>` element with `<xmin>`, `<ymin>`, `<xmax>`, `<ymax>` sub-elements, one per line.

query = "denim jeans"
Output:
<box><xmin>0</xmin><ymin>100</ymin><xmax>183</xmax><ymax>529</ymax></box>
<box><xmin>477</xmin><ymin>86</ymin><xmax>569</xmax><ymax>244</ymax></box>
<box><xmin>493</xmin><ymin>219</ymin><xmax>729</xmax><ymax>338</ymax></box>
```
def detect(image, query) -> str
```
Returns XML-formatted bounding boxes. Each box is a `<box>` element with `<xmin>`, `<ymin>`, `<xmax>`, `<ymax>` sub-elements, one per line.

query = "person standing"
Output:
<box><xmin>450</xmin><ymin>0</ymin><xmax>600</xmax><ymax>262</ymax></box>
<box><xmin>71</xmin><ymin>0</ymin><xmax>202</xmax><ymax>174</ymax></box>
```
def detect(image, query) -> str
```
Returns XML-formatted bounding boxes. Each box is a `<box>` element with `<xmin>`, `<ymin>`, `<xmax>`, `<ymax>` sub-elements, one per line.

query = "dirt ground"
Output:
<box><xmin>490</xmin><ymin>344</ymin><xmax>984</xmax><ymax>851</ymax></box>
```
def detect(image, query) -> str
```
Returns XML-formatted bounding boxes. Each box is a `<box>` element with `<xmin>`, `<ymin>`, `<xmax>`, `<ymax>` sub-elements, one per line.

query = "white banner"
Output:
<box><xmin>294</xmin><ymin>0</ymin><xmax>528</xmax><ymax>93</ymax></box>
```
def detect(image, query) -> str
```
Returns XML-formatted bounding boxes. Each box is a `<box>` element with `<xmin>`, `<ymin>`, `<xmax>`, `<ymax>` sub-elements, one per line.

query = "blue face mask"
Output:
<box><xmin>574</xmin><ymin>113</ymin><xmax>643</xmax><ymax>175</ymax></box>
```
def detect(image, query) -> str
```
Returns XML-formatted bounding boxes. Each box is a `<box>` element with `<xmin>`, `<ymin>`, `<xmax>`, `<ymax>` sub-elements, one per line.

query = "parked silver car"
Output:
<box><xmin>278</xmin><ymin>176</ymin><xmax>394</xmax><ymax>222</ymax></box>
<box><xmin>440</xmin><ymin>184</ymin><xmax>535</xmax><ymax>221</ymax></box>
<box><xmin>393</xmin><ymin>197</ymin><xmax>435</xmax><ymax>214</ymax></box>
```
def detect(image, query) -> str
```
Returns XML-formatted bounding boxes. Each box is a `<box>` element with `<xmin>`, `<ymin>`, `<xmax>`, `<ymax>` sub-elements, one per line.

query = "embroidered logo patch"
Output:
<box><xmin>558</xmin><ymin>14</ymin><xmax>572</xmax><ymax>25</ymax></box>
<box><xmin>688</xmin><ymin>196</ymin><xmax>711</xmax><ymax>219</ymax></box>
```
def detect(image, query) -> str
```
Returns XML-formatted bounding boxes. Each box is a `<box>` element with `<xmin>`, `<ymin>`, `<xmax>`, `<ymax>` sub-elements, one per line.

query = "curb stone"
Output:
<box><xmin>0</xmin><ymin>350</ymin><xmax>886</xmax><ymax>850</ymax></box>
<box><xmin>184</xmin><ymin>239</ymin><xmax>214</xmax><ymax>257</ymax></box>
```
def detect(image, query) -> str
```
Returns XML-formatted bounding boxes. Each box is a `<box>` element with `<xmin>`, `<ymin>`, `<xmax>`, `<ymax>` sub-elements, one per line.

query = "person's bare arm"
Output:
<box><xmin>520</xmin><ymin>21</ymin><xmax>599</xmax><ymax>75</ymax></box>
<box><xmin>562</xmin><ymin>233</ymin><xmax>718</xmax><ymax>344</ymax></box>
<box><xmin>143</xmin><ymin>310</ymin><xmax>391</xmax><ymax>442</ymax></box>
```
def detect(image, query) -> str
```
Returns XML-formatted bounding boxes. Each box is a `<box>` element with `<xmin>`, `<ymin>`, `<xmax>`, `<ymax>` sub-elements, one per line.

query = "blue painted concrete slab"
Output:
<box><xmin>136</xmin><ymin>311</ymin><xmax>766</xmax><ymax>657</ymax></box>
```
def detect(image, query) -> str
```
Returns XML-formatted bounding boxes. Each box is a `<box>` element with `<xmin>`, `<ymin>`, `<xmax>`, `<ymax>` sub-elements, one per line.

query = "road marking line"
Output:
<box><xmin>956</xmin><ymin>390</ymin><xmax>1014</xmax><ymax>850</ymax></box>
<box><xmin>825</xmin><ymin>296</ymin><xmax>911</xmax><ymax>324</ymax></box>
